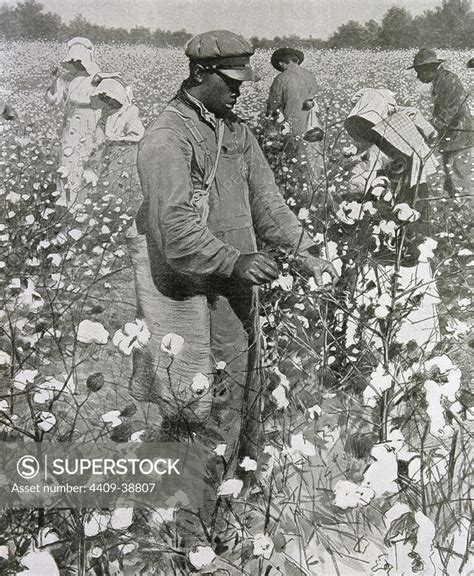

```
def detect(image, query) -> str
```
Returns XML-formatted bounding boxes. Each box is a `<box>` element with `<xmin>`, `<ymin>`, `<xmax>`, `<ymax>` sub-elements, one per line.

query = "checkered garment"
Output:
<box><xmin>372</xmin><ymin>109</ymin><xmax>439</xmax><ymax>187</ymax></box>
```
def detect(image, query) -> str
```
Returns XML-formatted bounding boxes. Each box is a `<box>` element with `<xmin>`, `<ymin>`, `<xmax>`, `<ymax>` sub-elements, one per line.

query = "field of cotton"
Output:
<box><xmin>0</xmin><ymin>41</ymin><xmax>472</xmax><ymax>575</ymax></box>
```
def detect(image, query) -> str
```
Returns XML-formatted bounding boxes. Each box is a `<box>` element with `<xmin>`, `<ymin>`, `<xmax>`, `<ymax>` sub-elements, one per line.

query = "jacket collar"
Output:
<box><xmin>176</xmin><ymin>86</ymin><xmax>217</xmax><ymax>129</ymax></box>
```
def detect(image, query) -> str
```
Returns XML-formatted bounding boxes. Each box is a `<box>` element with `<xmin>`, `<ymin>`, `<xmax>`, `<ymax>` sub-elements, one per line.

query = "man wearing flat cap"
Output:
<box><xmin>409</xmin><ymin>48</ymin><xmax>473</xmax><ymax>195</ymax></box>
<box><xmin>267</xmin><ymin>47</ymin><xmax>324</xmax><ymax>183</ymax></box>
<box><xmin>132</xmin><ymin>30</ymin><xmax>337</xmax><ymax>472</ymax></box>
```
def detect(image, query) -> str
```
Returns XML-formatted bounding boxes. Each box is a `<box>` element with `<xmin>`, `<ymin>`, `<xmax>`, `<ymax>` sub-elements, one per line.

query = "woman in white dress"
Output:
<box><xmin>88</xmin><ymin>78</ymin><xmax>145</xmax><ymax>210</ymax></box>
<box><xmin>46</xmin><ymin>37</ymin><xmax>101</xmax><ymax>208</ymax></box>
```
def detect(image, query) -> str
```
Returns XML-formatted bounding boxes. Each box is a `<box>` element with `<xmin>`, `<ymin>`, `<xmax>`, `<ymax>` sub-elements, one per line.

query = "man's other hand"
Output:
<box><xmin>299</xmin><ymin>252</ymin><xmax>339</xmax><ymax>287</ymax></box>
<box><xmin>233</xmin><ymin>253</ymin><xmax>279</xmax><ymax>285</ymax></box>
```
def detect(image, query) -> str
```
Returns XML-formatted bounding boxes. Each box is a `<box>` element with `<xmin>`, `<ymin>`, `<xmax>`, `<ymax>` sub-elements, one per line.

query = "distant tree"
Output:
<box><xmin>0</xmin><ymin>0</ymin><xmax>63</xmax><ymax>40</ymax></box>
<box><xmin>328</xmin><ymin>21</ymin><xmax>370</xmax><ymax>48</ymax></box>
<box><xmin>129</xmin><ymin>26</ymin><xmax>151</xmax><ymax>45</ymax></box>
<box><xmin>364</xmin><ymin>19</ymin><xmax>382</xmax><ymax>47</ymax></box>
<box><xmin>414</xmin><ymin>0</ymin><xmax>473</xmax><ymax>47</ymax></box>
<box><xmin>379</xmin><ymin>7</ymin><xmax>415</xmax><ymax>48</ymax></box>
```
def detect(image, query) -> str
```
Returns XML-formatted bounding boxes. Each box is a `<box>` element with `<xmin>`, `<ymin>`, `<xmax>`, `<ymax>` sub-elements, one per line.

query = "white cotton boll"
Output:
<box><xmin>217</xmin><ymin>478</ymin><xmax>243</xmax><ymax>498</ymax></box>
<box><xmin>0</xmin><ymin>400</ymin><xmax>9</xmax><ymax>412</ymax></box>
<box><xmin>418</xmin><ymin>237</ymin><xmax>438</xmax><ymax>261</ymax></box>
<box><xmin>378</xmin><ymin>220</ymin><xmax>398</xmax><ymax>236</ymax></box>
<box><xmin>46</xmin><ymin>253</ymin><xmax>62</xmax><ymax>266</ymax></box>
<box><xmin>363</xmin><ymin>201</ymin><xmax>377</xmax><ymax>215</ymax></box>
<box><xmin>36</xmin><ymin>411</ymin><xmax>56</xmax><ymax>432</ymax></box>
<box><xmin>445</xmin><ymin>318</ymin><xmax>471</xmax><ymax>340</ymax></box>
<box><xmin>84</xmin><ymin>512</ymin><xmax>110</xmax><ymax>537</ymax></box>
<box><xmin>253</xmin><ymin>533</ymin><xmax>274</xmax><ymax>559</ymax></box>
<box><xmin>101</xmin><ymin>410</ymin><xmax>122</xmax><ymax>427</ymax></box>
<box><xmin>363</xmin><ymin>364</ymin><xmax>393</xmax><ymax>407</ymax></box>
<box><xmin>0</xmin><ymin>351</ymin><xmax>12</xmax><ymax>366</ymax></box>
<box><xmin>285</xmin><ymin>432</ymin><xmax>316</xmax><ymax>460</ymax></box>
<box><xmin>77</xmin><ymin>320</ymin><xmax>109</xmax><ymax>344</ymax></box>
<box><xmin>213</xmin><ymin>444</ymin><xmax>227</xmax><ymax>457</ymax></box>
<box><xmin>363</xmin><ymin>443</ymin><xmax>399</xmax><ymax>497</ymax></box>
<box><xmin>190</xmin><ymin>372</ymin><xmax>210</xmax><ymax>395</ymax></box>
<box><xmin>414</xmin><ymin>512</ymin><xmax>439</xmax><ymax>572</ymax></box>
<box><xmin>188</xmin><ymin>546</ymin><xmax>216</xmax><ymax>570</ymax></box>
<box><xmin>16</xmin><ymin>280</ymin><xmax>44</xmax><ymax>312</ymax></box>
<box><xmin>272</xmin><ymin>383</ymin><xmax>289</xmax><ymax>409</ymax></box>
<box><xmin>370</xmin><ymin>185</ymin><xmax>386</xmax><ymax>199</ymax></box>
<box><xmin>333</xmin><ymin>480</ymin><xmax>374</xmax><ymax>509</ymax></box>
<box><xmin>273</xmin><ymin>366</ymin><xmax>290</xmax><ymax>388</ymax></box>
<box><xmin>298</xmin><ymin>207</ymin><xmax>310</xmax><ymax>220</ymax></box>
<box><xmin>0</xmin><ymin>545</ymin><xmax>8</xmax><ymax>559</ymax></box>
<box><xmin>18</xmin><ymin>550</ymin><xmax>60</xmax><ymax>576</ymax></box>
<box><xmin>384</xmin><ymin>502</ymin><xmax>411</xmax><ymax>524</ymax></box>
<box><xmin>110</xmin><ymin>508</ymin><xmax>134</xmax><ymax>530</ymax></box>
<box><xmin>457</xmin><ymin>297</ymin><xmax>471</xmax><ymax>310</ymax></box>
<box><xmin>424</xmin><ymin>379</ymin><xmax>454</xmax><ymax>438</ymax></box>
<box><xmin>38</xmin><ymin>528</ymin><xmax>59</xmax><ymax>546</ymax></box>
<box><xmin>83</xmin><ymin>169</ymin><xmax>98</xmax><ymax>186</ymax></box>
<box><xmin>307</xmin><ymin>404</ymin><xmax>322</xmax><ymax>419</ymax></box>
<box><xmin>160</xmin><ymin>332</ymin><xmax>184</xmax><ymax>356</ymax></box>
<box><xmin>130</xmin><ymin>430</ymin><xmax>145</xmax><ymax>442</ymax></box>
<box><xmin>119</xmin><ymin>543</ymin><xmax>137</xmax><ymax>556</ymax></box>
<box><xmin>90</xmin><ymin>547</ymin><xmax>103</xmax><ymax>558</ymax></box>
<box><xmin>239</xmin><ymin>457</ymin><xmax>257</xmax><ymax>471</ymax></box>
<box><xmin>393</xmin><ymin>203</ymin><xmax>420</xmax><ymax>222</ymax></box>
<box><xmin>6</xmin><ymin>191</ymin><xmax>21</xmax><ymax>203</ymax></box>
<box><xmin>271</xmin><ymin>273</ymin><xmax>294</xmax><ymax>291</ymax></box>
<box><xmin>150</xmin><ymin>507</ymin><xmax>175</xmax><ymax>527</ymax></box>
<box><xmin>113</xmin><ymin>319</ymin><xmax>151</xmax><ymax>356</ymax></box>
<box><xmin>33</xmin><ymin>389</ymin><xmax>51</xmax><ymax>404</ymax></box>
<box><xmin>68</xmin><ymin>229</ymin><xmax>82</xmax><ymax>240</ymax></box>
<box><xmin>374</xmin><ymin>293</ymin><xmax>391</xmax><ymax>319</ymax></box>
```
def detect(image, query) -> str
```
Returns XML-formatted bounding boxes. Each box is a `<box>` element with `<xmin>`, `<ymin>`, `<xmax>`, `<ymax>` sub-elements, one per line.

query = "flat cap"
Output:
<box><xmin>185</xmin><ymin>30</ymin><xmax>258</xmax><ymax>81</ymax></box>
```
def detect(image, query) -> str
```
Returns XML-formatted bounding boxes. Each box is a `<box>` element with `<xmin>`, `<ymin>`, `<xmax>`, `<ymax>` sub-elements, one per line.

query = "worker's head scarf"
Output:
<box><xmin>62</xmin><ymin>37</ymin><xmax>100</xmax><ymax>76</ymax></box>
<box><xmin>91</xmin><ymin>78</ymin><xmax>131</xmax><ymax>109</ymax></box>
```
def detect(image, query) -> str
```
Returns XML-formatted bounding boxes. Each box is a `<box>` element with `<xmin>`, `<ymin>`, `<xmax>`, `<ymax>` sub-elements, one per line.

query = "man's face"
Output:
<box><xmin>415</xmin><ymin>66</ymin><xmax>437</xmax><ymax>84</ymax></box>
<box><xmin>201</xmin><ymin>70</ymin><xmax>243</xmax><ymax>117</ymax></box>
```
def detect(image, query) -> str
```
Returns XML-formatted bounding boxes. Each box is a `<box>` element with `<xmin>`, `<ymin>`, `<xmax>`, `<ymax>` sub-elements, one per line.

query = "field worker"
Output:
<box><xmin>408</xmin><ymin>48</ymin><xmax>473</xmax><ymax>196</ymax></box>
<box><xmin>46</xmin><ymin>37</ymin><xmax>102</xmax><ymax>209</ymax></box>
<box><xmin>88</xmin><ymin>78</ymin><xmax>145</xmax><ymax>210</ymax></box>
<box><xmin>131</xmin><ymin>30</ymin><xmax>338</xmax><ymax>475</ymax></box>
<box><xmin>267</xmin><ymin>47</ymin><xmax>324</xmax><ymax>183</ymax></box>
<box><xmin>1</xmin><ymin>101</ymin><xmax>18</xmax><ymax>121</ymax></box>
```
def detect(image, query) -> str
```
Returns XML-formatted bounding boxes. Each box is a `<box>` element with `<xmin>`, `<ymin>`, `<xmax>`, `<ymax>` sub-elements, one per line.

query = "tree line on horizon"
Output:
<box><xmin>0</xmin><ymin>0</ymin><xmax>472</xmax><ymax>48</ymax></box>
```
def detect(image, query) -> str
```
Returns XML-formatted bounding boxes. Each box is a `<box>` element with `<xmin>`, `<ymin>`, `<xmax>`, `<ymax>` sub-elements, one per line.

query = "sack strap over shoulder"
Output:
<box><xmin>165</xmin><ymin>105</ymin><xmax>205</xmax><ymax>143</ymax></box>
<box><xmin>165</xmin><ymin>105</ymin><xmax>224</xmax><ymax>191</ymax></box>
<box><xmin>205</xmin><ymin>120</ymin><xmax>224</xmax><ymax>191</ymax></box>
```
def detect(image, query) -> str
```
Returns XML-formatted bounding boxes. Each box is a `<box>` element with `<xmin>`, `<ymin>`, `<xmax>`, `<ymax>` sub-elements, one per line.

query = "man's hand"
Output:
<box><xmin>298</xmin><ymin>252</ymin><xmax>339</xmax><ymax>287</ymax></box>
<box><xmin>233</xmin><ymin>253</ymin><xmax>279</xmax><ymax>285</ymax></box>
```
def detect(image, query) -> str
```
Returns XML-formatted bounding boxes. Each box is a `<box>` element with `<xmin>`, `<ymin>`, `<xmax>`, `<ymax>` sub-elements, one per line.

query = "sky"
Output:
<box><xmin>6</xmin><ymin>0</ymin><xmax>442</xmax><ymax>39</ymax></box>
